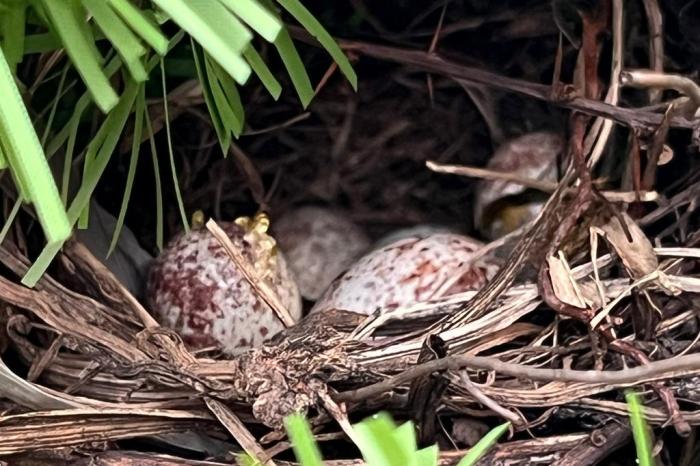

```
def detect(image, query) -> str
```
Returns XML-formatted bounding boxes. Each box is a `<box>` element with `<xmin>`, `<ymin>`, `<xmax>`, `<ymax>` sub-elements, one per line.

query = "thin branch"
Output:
<box><xmin>336</xmin><ymin>352</ymin><xmax>700</xmax><ymax>403</ymax></box>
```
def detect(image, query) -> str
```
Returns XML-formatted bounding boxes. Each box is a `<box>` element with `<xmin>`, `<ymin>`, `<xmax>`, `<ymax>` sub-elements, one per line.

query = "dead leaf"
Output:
<box><xmin>547</xmin><ymin>255</ymin><xmax>602</xmax><ymax>309</ymax></box>
<box><xmin>599</xmin><ymin>212</ymin><xmax>658</xmax><ymax>279</ymax></box>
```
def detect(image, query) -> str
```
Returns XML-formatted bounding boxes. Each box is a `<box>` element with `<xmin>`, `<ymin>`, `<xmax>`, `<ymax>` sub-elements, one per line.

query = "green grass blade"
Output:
<box><xmin>218</xmin><ymin>0</ymin><xmax>282</xmax><ymax>43</ymax></box>
<box><xmin>273</xmin><ymin>27</ymin><xmax>313</xmax><ymax>108</ymax></box>
<box><xmin>160</xmin><ymin>59</ymin><xmax>189</xmax><ymax>232</ymax></box>
<box><xmin>626</xmin><ymin>391</ymin><xmax>654</xmax><ymax>466</ymax></box>
<box><xmin>0</xmin><ymin>47</ymin><xmax>71</xmax><ymax>246</ymax></box>
<box><xmin>144</xmin><ymin>102</ymin><xmax>163</xmax><ymax>251</ymax></box>
<box><xmin>276</xmin><ymin>0</ymin><xmax>357</xmax><ymax>90</ymax></box>
<box><xmin>107</xmin><ymin>82</ymin><xmax>145</xmax><ymax>256</ymax></box>
<box><xmin>415</xmin><ymin>445</ymin><xmax>439</xmax><ymax>466</ymax></box>
<box><xmin>284</xmin><ymin>413</ymin><xmax>323</xmax><ymax>466</ymax></box>
<box><xmin>191</xmin><ymin>40</ymin><xmax>229</xmax><ymax>156</ymax></box>
<box><xmin>1</xmin><ymin>2</ymin><xmax>27</xmax><ymax>72</ymax></box>
<box><xmin>82</xmin><ymin>0</ymin><xmax>148</xmax><ymax>82</ymax></box>
<box><xmin>0</xmin><ymin>198</ymin><xmax>23</xmax><ymax>246</ymax></box>
<box><xmin>108</xmin><ymin>0</ymin><xmax>168</xmax><ymax>55</ymax></box>
<box><xmin>41</xmin><ymin>0</ymin><xmax>118</xmax><ymax>113</ymax></box>
<box><xmin>352</xmin><ymin>413</ymin><xmax>406</xmax><ymax>466</ymax></box>
<box><xmin>59</xmin><ymin>79</ymin><xmax>139</xmax><ymax>248</ymax></box>
<box><xmin>41</xmin><ymin>62</ymin><xmax>70</xmax><ymax>146</ymax></box>
<box><xmin>243</xmin><ymin>45</ymin><xmax>281</xmax><ymax>99</ymax></box>
<box><xmin>456</xmin><ymin>422</ymin><xmax>510</xmax><ymax>466</ymax></box>
<box><xmin>60</xmin><ymin>116</ymin><xmax>80</xmax><ymax>204</ymax></box>
<box><xmin>150</xmin><ymin>0</ymin><xmax>252</xmax><ymax>84</ymax></box>
<box><xmin>207</xmin><ymin>54</ymin><xmax>245</xmax><ymax>137</ymax></box>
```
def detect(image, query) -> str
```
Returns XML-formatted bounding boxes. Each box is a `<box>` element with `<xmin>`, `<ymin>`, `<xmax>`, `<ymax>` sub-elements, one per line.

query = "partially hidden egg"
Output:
<box><xmin>147</xmin><ymin>214</ymin><xmax>302</xmax><ymax>355</ymax></box>
<box><xmin>474</xmin><ymin>131</ymin><xmax>565</xmax><ymax>240</ymax></box>
<box><xmin>311</xmin><ymin>233</ymin><xmax>499</xmax><ymax>315</ymax></box>
<box><xmin>272</xmin><ymin>206</ymin><xmax>370</xmax><ymax>301</ymax></box>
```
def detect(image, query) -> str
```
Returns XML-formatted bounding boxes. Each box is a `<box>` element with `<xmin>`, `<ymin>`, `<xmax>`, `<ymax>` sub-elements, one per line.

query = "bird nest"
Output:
<box><xmin>2</xmin><ymin>1</ymin><xmax>700</xmax><ymax>465</ymax></box>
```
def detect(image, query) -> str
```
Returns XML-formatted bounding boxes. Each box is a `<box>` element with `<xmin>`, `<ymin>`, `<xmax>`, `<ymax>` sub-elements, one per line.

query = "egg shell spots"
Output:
<box><xmin>273</xmin><ymin>206</ymin><xmax>370</xmax><ymax>300</ymax></box>
<box><xmin>147</xmin><ymin>222</ymin><xmax>302</xmax><ymax>355</ymax></box>
<box><xmin>311</xmin><ymin>233</ymin><xmax>498</xmax><ymax>315</ymax></box>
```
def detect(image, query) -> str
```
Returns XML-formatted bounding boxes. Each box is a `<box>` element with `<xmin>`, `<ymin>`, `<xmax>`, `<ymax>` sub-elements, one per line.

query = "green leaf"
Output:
<box><xmin>1</xmin><ymin>2</ymin><xmax>26</xmax><ymax>71</ymax></box>
<box><xmin>243</xmin><ymin>45</ymin><xmax>281</xmax><ymax>99</ymax></box>
<box><xmin>41</xmin><ymin>0</ymin><xmax>118</xmax><ymax>113</ymax></box>
<box><xmin>150</xmin><ymin>0</ymin><xmax>252</xmax><ymax>84</ymax></box>
<box><xmin>456</xmin><ymin>422</ymin><xmax>510</xmax><ymax>466</ymax></box>
<box><xmin>23</xmin><ymin>30</ymin><xmax>184</xmax><ymax>283</ymax></box>
<box><xmin>82</xmin><ymin>0</ymin><xmax>148</xmax><ymax>81</ymax></box>
<box><xmin>60</xmin><ymin>115</ymin><xmax>80</xmax><ymax>204</ymax></box>
<box><xmin>0</xmin><ymin>198</ymin><xmax>23</xmax><ymax>246</ymax></box>
<box><xmin>414</xmin><ymin>444</ymin><xmax>439</xmax><ymax>466</ymax></box>
<box><xmin>284</xmin><ymin>413</ymin><xmax>323</xmax><ymax>466</ymax></box>
<box><xmin>626</xmin><ymin>391</ymin><xmax>654</xmax><ymax>466</ymax></box>
<box><xmin>160</xmin><ymin>59</ymin><xmax>189</xmax><ymax>232</ymax></box>
<box><xmin>207</xmin><ymin>54</ymin><xmax>245</xmax><ymax>137</ymax></box>
<box><xmin>218</xmin><ymin>0</ymin><xmax>282</xmax><ymax>43</ymax></box>
<box><xmin>273</xmin><ymin>27</ymin><xmax>313</xmax><ymax>108</ymax></box>
<box><xmin>108</xmin><ymin>82</ymin><xmax>145</xmax><ymax>256</ymax></box>
<box><xmin>277</xmin><ymin>0</ymin><xmax>357</xmax><ymax>90</ymax></box>
<box><xmin>353</xmin><ymin>413</ymin><xmax>407</xmax><ymax>466</ymax></box>
<box><xmin>192</xmin><ymin>40</ymin><xmax>229</xmax><ymax>155</ymax></box>
<box><xmin>143</xmin><ymin>101</ymin><xmax>164</xmax><ymax>251</ymax></box>
<box><xmin>0</xmin><ymin>47</ymin><xmax>71</xmax><ymax>247</ymax></box>
<box><xmin>108</xmin><ymin>0</ymin><xmax>168</xmax><ymax>55</ymax></box>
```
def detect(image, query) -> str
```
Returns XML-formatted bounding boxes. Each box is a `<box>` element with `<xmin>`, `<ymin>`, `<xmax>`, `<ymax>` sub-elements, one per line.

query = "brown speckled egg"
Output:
<box><xmin>475</xmin><ymin>132</ymin><xmax>565</xmax><ymax>239</ymax></box>
<box><xmin>147</xmin><ymin>215</ymin><xmax>302</xmax><ymax>355</ymax></box>
<box><xmin>272</xmin><ymin>206</ymin><xmax>370</xmax><ymax>301</ymax></box>
<box><xmin>311</xmin><ymin>233</ymin><xmax>499</xmax><ymax>315</ymax></box>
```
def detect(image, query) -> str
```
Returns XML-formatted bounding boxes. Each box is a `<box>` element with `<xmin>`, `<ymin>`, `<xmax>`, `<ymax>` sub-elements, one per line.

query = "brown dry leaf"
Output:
<box><xmin>546</xmin><ymin>255</ymin><xmax>601</xmax><ymax>309</ymax></box>
<box><xmin>599</xmin><ymin>212</ymin><xmax>658</xmax><ymax>279</ymax></box>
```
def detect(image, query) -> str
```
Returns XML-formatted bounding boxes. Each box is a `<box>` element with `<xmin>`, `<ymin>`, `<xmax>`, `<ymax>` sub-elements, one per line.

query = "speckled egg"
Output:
<box><xmin>311</xmin><ymin>233</ymin><xmax>499</xmax><ymax>315</ymax></box>
<box><xmin>475</xmin><ymin>132</ymin><xmax>565</xmax><ymax>239</ymax></box>
<box><xmin>272</xmin><ymin>206</ymin><xmax>370</xmax><ymax>301</ymax></box>
<box><xmin>147</xmin><ymin>215</ymin><xmax>302</xmax><ymax>355</ymax></box>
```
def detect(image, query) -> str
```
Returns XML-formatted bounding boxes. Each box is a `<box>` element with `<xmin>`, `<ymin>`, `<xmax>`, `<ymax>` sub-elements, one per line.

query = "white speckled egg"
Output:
<box><xmin>311</xmin><ymin>233</ymin><xmax>499</xmax><ymax>315</ymax></box>
<box><xmin>272</xmin><ymin>206</ymin><xmax>370</xmax><ymax>301</ymax></box>
<box><xmin>147</xmin><ymin>215</ymin><xmax>302</xmax><ymax>355</ymax></box>
<box><xmin>475</xmin><ymin>132</ymin><xmax>565</xmax><ymax>239</ymax></box>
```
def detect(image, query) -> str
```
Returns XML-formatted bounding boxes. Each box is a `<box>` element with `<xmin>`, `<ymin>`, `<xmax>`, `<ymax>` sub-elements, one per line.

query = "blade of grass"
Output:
<box><xmin>0</xmin><ymin>198</ymin><xmax>23</xmax><ymax>247</ymax></box>
<box><xmin>284</xmin><ymin>413</ymin><xmax>323</xmax><ymax>466</ymax></box>
<box><xmin>206</xmin><ymin>54</ymin><xmax>244</xmax><ymax>137</ymax></box>
<box><xmin>46</xmin><ymin>30</ymin><xmax>184</xmax><ymax>159</ymax></box>
<box><xmin>456</xmin><ymin>422</ymin><xmax>510</xmax><ymax>466</ymax></box>
<box><xmin>218</xmin><ymin>0</ymin><xmax>282</xmax><ymax>43</ymax></box>
<box><xmin>150</xmin><ymin>0</ymin><xmax>252</xmax><ymax>84</ymax></box>
<box><xmin>242</xmin><ymin>45</ymin><xmax>281</xmax><ymax>99</ymax></box>
<box><xmin>626</xmin><ymin>391</ymin><xmax>654</xmax><ymax>466</ymax></box>
<box><xmin>82</xmin><ymin>0</ymin><xmax>148</xmax><ymax>81</ymax></box>
<box><xmin>1</xmin><ymin>2</ymin><xmax>27</xmax><ymax>72</ymax></box>
<box><xmin>276</xmin><ymin>0</ymin><xmax>357</xmax><ymax>90</ymax></box>
<box><xmin>108</xmin><ymin>0</ymin><xmax>168</xmax><ymax>55</ymax></box>
<box><xmin>160</xmin><ymin>59</ymin><xmax>189</xmax><ymax>232</ymax></box>
<box><xmin>352</xmin><ymin>413</ymin><xmax>406</xmax><ymax>466</ymax></box>
<box><xmin>41</xmin><ymin>61</ymin><xmax>70</xmax><ymax>146</ymax></box>
<box><xmin>107</xmin><ymin>82</ymin><xmax>145</xmax><ymax>256</ymax></box>
<box><xmin>192</xmin><ymin>40</ymin><xmax>229</xmax><ymax>156</ymax></box>
<box><xmin>144</xmin><ymin>100</ymin><xmax>163</xmax><ymax>251</ymax></box>
<box><xmin>60</xmin><ymin>115</ymin><xmax>80</xmax><ymax>204</ymax></box>
<box><xmin>0</xmin><ymin>47</ymin><xmax>71</xmax><ymax>245</ymax></box>
<box><xmin>41</xmin><ymin>0</ymin><xmax>118</xmax><ymax>113</ymax></box>
<box><xmin>273</xmin><ymin>27</ymin><xmax>313</xmax><ymax>108</ymax></box>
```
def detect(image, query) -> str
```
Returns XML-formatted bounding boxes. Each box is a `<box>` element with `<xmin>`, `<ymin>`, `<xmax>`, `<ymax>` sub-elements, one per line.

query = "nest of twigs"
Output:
<box><xmin>2</xmin><ymin>0</ymin><xmax>700</xmax><ymax>465</ymax></box>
